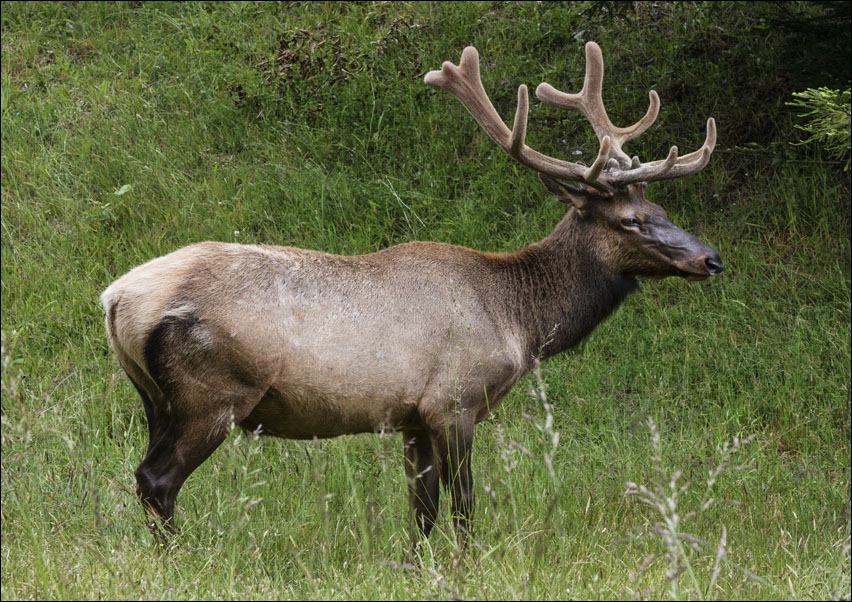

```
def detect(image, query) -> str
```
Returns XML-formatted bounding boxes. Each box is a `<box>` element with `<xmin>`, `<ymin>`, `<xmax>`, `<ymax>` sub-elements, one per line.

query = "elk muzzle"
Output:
<box><xmin>666</xmin><ymin>230</ymin><xmax>724</xmax><ymax>280</ymax></box>
<box><xmin>628</xmin><ymin>213</ymin><xmax>724</xmax><ymax>281</ymax></box>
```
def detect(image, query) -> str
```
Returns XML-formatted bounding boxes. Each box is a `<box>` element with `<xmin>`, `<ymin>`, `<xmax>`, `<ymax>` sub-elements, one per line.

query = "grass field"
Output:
<box><xmin>1</xmin><ymin>2</ymin><xmax>849</xmax><ymax>599</ymax></box>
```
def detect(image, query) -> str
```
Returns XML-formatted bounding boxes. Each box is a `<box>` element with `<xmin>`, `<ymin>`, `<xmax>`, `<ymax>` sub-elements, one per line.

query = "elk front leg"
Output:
<box><xmin>445</xmin><ymin>414</ymin><xmax>475</xmax><ymax>549</ymax></box>
<box><xmin>403</xmin><ymin>429</ymin><xmax>440</xmax><ymax>549</ymax></box>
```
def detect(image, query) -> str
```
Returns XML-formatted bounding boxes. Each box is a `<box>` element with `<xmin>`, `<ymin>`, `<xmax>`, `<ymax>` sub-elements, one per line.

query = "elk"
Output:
<box><xmin>101</xmin><ymin>41</ymin><xmax>722</xmax><ymax>549</ymax></box>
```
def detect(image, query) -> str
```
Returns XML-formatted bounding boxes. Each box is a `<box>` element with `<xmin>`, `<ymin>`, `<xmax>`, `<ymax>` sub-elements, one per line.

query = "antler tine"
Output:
<box><xmin>610</xmin><ymin>117</ymin><xmax>717</xmax><ymax>185</ymax></box>
<box><xmin>425</xmin><ymin>43</ymin><xmax>715</xmax><ymax>192</ymax></box>
<box><xmin>535</xmin><ymin>41</ymin><xmax>661</xmax><ymax>169</ymax></box>
<box><xmin>424</xmin><ymin>47</ymin><xmax>513</xmax><ymax>153</ymax></box>
<box><xmin>653</xmin><ymin>117</ymin><xmax>717</xmax><ymax>181</ymax></box>
<box><xmin>424</xmin><ymin>46</ymin><xmax>610</xmax><ymax>188</ymax></box>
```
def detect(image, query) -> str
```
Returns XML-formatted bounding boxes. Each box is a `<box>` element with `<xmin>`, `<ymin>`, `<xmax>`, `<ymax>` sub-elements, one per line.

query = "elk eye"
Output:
<box><xmin>621</xmin><ymin>218</ymin><xmax>641</xmax><ymax>228</ymax></box>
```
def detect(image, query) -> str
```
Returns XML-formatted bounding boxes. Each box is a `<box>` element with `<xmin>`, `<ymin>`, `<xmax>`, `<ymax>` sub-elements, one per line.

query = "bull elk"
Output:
<box><xmin>101</xmin><ymin>41</ymin><xmax>722</xmax><ymax>549</ymax></box>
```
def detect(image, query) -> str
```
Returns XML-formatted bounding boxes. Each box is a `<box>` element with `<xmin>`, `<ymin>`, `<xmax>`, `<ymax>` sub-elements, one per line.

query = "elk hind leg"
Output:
<box><xmin>134</xmin><ymin>384</ymin><xmax>263</xmax><ymax>539</ymax></box>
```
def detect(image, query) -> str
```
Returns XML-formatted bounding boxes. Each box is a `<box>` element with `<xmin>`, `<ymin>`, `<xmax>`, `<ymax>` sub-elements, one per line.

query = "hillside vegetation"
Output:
<box><xmin>1</xmin><ymin>2</ymin><xmax>849</xmax><ymax>599</ymax></box>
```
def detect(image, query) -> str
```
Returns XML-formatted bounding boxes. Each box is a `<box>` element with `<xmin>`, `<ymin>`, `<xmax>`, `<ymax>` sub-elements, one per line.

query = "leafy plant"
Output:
<box><xmin>787</xmin><ymin>86</ymin><xmax>852</xmax><ymax>171</ymax></box>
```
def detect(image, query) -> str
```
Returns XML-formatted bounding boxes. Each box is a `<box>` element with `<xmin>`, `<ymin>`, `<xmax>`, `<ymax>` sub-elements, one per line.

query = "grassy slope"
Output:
<box><xmin>1</xmin><ymin>2</ymin><xmax>849</xmax><ymax>599</ymax></box>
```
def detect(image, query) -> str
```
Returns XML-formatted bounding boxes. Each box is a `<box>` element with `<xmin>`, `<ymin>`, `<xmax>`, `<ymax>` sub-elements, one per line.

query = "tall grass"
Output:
<box><xmin>2</xmin><ymin>2</ymin><xmax>849</xmax><ymax>599</ymax></box>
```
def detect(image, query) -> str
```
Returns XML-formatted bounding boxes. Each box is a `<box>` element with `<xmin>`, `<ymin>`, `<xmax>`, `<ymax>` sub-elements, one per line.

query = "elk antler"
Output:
<box><xmin>424</xmin><ymin>42</ymin><xmax>716</xmax><ymax>193</ymax></box>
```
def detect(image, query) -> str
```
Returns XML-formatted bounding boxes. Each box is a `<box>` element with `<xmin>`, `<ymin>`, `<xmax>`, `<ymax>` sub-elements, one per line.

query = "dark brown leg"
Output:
<box><xmin>403</xmin><ymin>429</ymin><xmax>440</xmax><ymax>550</ymax></box>
<box><xmin>445</xmin><ymin>415</ymin><xmax>475</xmax><ymax>549</ymax></box>
<box><xmin>135</xmin><ymin>417</ymin><xmax>230</xmax><ymax>537</ymax></box>
<box><xmin>134</xmin><ymin>383</ymin><xmax>263</xmax><ymax>540</ymax></box>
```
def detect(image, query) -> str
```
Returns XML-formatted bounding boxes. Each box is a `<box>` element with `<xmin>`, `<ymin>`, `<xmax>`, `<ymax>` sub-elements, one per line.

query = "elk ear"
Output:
<box><xmin>538</xmin><ymin>173</ymin><xmax>607</xmax><ymax>212</ymax></box>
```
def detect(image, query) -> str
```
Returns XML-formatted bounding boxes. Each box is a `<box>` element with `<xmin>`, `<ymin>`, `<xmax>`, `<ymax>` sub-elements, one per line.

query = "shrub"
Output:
<box><xmin>787</xmin><ymin>86</ymin><xmax>852</xmax><ymax>171</ymax></box>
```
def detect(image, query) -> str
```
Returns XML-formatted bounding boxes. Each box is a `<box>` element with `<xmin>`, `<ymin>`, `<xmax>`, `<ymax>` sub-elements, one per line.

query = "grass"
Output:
<box><xmin>2</xmin><ymin>1</ymin><xmax>850</xmax><ymax>599</ymax></box>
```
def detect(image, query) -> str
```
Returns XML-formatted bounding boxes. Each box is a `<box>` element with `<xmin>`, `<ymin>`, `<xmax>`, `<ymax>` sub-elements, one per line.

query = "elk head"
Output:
<box><xmin>424</xmin><ymin>41</ymin><xmax>723</xmax><ymax>281</ymax></box>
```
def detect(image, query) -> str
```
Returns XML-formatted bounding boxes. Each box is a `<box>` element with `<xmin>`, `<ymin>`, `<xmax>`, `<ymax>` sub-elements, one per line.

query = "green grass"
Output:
<box><xmin>2</xmin><ymin>1</ymin><xmax>849</xmax><ymax>599</ymax></box>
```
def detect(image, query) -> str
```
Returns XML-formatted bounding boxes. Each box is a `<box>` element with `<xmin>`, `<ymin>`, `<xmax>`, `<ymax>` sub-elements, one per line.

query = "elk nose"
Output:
<box><xmin>705</xmin><ymin>254</ymin><xmax>724</xmax><ymax>275</ymax></box>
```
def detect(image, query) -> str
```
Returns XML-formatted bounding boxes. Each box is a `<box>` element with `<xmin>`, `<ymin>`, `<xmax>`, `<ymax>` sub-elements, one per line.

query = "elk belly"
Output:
<box><xmin>238</xmin><ymin>384</ymin><xmax>421</xmax><ymax>439</ymax></box>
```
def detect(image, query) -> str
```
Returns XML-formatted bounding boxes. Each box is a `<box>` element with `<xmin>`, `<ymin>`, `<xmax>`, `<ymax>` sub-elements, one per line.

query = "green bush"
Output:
<box><xmin>788</xmin><ymin>86</ymin><xmax>852</xmax><ymax>171</ymax></box>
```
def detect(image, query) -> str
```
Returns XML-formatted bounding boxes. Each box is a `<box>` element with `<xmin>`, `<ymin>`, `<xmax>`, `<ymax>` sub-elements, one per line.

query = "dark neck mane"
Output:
<box><xmin>494</xmin><ymin>210</ymin><xmax>638</xmax><ymax>362</ymax></box>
